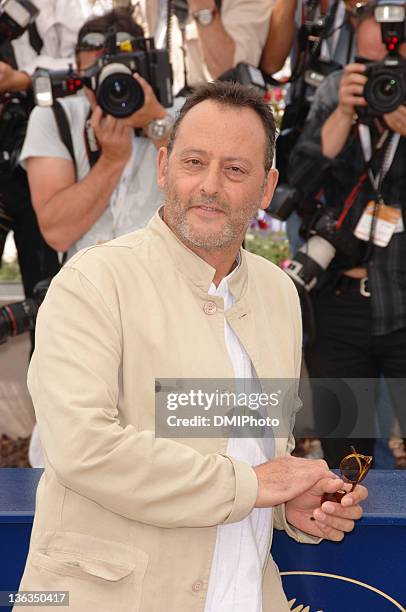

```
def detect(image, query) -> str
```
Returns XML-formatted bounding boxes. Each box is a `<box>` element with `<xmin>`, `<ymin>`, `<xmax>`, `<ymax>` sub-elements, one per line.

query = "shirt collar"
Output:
<box><xmin>146</xmin><ymin>206</ymin><xmax>248</xmax><ymax>300</ymax></box>
<box><xmin>209</xmin><ymin>252</ymin><xmax>241</xmax><ymax>298</ymax></box>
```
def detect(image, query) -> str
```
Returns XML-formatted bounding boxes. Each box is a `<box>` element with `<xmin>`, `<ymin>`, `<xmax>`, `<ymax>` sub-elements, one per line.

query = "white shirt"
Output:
<box><xmin>204</xmin><ymin>258</ymin><xmax>274</xmax><ymax>612</ymax></box>
<box><xmin>11</xmin><ymin>0</ymin><xmax>94</xmax><ymax>74</ymax></box>
<box><xmin>20</xmin><ymin>94</ymin><xmax>184</xmax><ymax>260</ymax></box>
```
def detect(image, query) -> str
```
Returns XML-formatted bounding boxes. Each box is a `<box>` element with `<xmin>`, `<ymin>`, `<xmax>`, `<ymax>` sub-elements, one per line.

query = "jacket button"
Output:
<box><xmin>203</xmin><ymin>301</ymin><xmax>217</xmax><ymax>315</ymax></box>
<box><xmin>192</xmin><ymin>580</ymin><xmax>203</xmax><ymax>592</ymax></box>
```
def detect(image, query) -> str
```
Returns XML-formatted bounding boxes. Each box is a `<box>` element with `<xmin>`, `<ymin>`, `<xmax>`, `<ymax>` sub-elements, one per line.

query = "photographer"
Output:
<box><xmin>0</xmin><ymin>0</ymin><xmax>93</xmax><ymax>342</ymax></box>
<box><xmin>261</xmin><ymin>0</ymin><xmax>360</xmax><ymax>76</ymax></box>
<box><xmin>287</xmin><ymin>3</ymin><xmax>406</xmax><ymax>468</ymax></box>
<box><xmin>261</xmin><ymin>0</ymin><xmax>362</xmax><ymax>256</ymax></box>
<box><xmin>21</xmin><ymin>7</ymin><xmax>182</xmax><ymax>467</ymax></box>
<box><xmin>141</xmin><ymin>0</ymin><xmax>274</xmax><ymax>94</ymax></box>
<box><xmin>20</xmin><ymin>7</ymin><xmax>180</xmax><ymax>259</ymax></box>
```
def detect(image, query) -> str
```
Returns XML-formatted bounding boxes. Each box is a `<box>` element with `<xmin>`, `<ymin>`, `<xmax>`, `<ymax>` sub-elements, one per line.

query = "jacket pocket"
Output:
<box><xmin>27</xmin><ymin>530</ymin><xmax>148</xmax><ymax>611</ymax></box>
<box><xmin>31</xmin><ymin>550</ymin><xmax>136</xmax><ymax>582</ymax></box>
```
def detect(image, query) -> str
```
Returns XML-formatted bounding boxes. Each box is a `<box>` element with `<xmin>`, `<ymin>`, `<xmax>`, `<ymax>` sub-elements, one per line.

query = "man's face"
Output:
<box><xmin>76</xmin><ymin>50</ymin><xmax>102</xmax><ymax>108</ymax></box>
<box><xmin>357</xmin><ymin>17</ymin><xmax>406</xmax><ymax>61</ymax></box>
<box><xmin>158</xmin><ymin>100</ymin><xmax>278</xmax><ymax>251</ymax></box>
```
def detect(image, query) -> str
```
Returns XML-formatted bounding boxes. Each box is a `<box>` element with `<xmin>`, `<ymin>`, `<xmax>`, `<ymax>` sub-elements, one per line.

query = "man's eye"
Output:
<box><xmin>185</xmin><ymin>159</ymin><xmax>202</xmax><ymax>166</ymax></box>
<box><xmin>227</xmin><ymin>166</ymin><xmax>244</xmax><ymax>174</ymax></box>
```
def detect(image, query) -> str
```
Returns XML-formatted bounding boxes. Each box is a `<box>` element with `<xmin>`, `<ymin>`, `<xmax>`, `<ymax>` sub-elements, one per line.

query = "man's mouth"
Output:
<box><xmin>192</xmin><ymin>204</ymin><xmax>225</xmax><ymax>214</ymax></box>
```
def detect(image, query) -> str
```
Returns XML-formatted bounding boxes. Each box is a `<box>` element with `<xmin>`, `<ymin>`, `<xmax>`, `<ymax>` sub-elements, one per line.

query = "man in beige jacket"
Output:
<box><xmin>17</xmin><ymin>81</ymin><xmax>367</xmax><ymax>611</ymax></box>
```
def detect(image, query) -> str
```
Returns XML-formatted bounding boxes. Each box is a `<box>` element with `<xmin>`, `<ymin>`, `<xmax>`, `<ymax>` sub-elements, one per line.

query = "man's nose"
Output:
<box><xmin>199</xmin><ymin>163</ymin><xmax>221</xmax><ymax>196</ymax></box>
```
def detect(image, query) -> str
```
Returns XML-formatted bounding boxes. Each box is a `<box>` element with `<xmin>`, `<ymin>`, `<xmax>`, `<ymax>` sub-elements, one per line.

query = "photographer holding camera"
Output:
<box><xmin>261</xmin><ymin>0</ymin><xmax>363</xmax><ymax>256</ymax></box>
<box><xmin>286</xmin><ymin>1</ymin><xmax>406</xmax><ymax>468</ymax></box>
<box><xmin>20</xmin><ymin>7</ymin><xmax>180</xmax><ymax>260</ymax></box>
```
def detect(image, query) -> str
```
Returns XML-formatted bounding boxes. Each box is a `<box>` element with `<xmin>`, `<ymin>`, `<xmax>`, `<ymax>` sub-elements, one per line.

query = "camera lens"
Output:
<box><xmin>379</xmin><ymin>78</ymin><xmax>398</xmax><ymax>97</ymax></box>
<box><xmin>371</xmin><ymin>74</ymin><xmax>401</xmax><ymax>107</ymax></box>
<box><xmin>364</xmin><ymin>67</ymin><xmax>405</xmax><ymax>115</ymax></box>
<box><xmin>97</xmin><ymin>63</ymin><xmax>145</xmax><ymax>118</ymax></box>
<box><xmin>110</xmin><ymin>78</ymin><xmax>130</xmax><ymax>102</ymax></box>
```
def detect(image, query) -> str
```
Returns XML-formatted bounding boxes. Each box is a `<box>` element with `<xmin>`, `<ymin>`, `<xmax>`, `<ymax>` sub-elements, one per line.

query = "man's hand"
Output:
<box><xmin>0</xmin><ymin>62</ymin><xmax>31</xmax><ymax>93</ymax></box>
<box><xmin>338</xmin><ymin>62</ymin><xmax>368</xmax><ymax>117</ymax></box>
<box><xmin>286</xmin><ymin>478</ymin><xmax>368</xmax><ymax>541</ymax></box>
<box><xmin>322</xmin><ymin>62</ymin><xmax>368</xmax><ymax>158</ymax></box>
<box><xmin>253</xmin><ymin>456</ymin><xmax>334</xmax><ymax>508</ymax></box>
<box><xmin>383</xmin><ymin>105</ymin><xmax>406</xmax><ymax>137</ymax></box>
<box><xmin>90</xmin><ymin>106</ymin><xmax>133</xmax><ymax>167</ymax></box>
<box><xmin>123</xmin><ymin>73</ymin><xmax>167</xmax><ymax>130</ymax></box>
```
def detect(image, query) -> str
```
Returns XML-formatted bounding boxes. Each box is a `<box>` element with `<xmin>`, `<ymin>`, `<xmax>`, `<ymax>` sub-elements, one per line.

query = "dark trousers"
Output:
<box><xmin>305</xmin><ymin>279</ymin><xmax>406</xmax><ymax>468</ymax></box>
<box><xmin>0</xmin><ymin>167</ymin><xmax>60</xmax><ymax>353</ymax></box>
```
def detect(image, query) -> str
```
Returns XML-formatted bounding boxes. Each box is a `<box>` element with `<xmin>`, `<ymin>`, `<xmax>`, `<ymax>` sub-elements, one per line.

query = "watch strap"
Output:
<box><xmin>192</xmin><ymin>7</ymin><xmax>218</xmax><ymax>25</ymax></box>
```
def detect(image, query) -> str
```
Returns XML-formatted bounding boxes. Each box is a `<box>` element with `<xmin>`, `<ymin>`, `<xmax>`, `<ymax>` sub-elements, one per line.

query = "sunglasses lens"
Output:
<box><xmin>116</xmin><ymin>31</ymin><xmax>134</xmax><ymax>43</ymax></box>
<box><xmin>340</xmin><ymin>455</ymin><xmax>361</xmax><ymax>483</ymax></box>
<box><xmin>76</xmin><ymin>32</ymin><xmax>136</xmax><ymax>53</ymax></box>
<box><xmin>77</xmin><ymin>32</ymin><xmax>106</xmax><ymax>50</ymax></box>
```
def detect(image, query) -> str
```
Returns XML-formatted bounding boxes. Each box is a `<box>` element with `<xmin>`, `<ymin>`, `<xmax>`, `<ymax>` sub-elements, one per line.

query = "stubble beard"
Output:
<box><xmin>164</xmin><ymin>183</ymin><xmax>265</xmax><ymax>251</ymax></box>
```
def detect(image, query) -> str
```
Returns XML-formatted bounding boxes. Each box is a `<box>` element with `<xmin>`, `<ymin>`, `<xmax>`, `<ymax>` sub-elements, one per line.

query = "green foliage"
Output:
<box><xmin>245</xmin><ymin>230</ymin><xmax>291</xmax><ymax>266</ymax></box>
<box><xmin>0</xmin><ymin>258</ymin><xmax>21</xmax><ymax>281</ymax></box>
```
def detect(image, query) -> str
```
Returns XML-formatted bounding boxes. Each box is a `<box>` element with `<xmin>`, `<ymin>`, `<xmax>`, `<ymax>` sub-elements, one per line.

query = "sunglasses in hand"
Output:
<box><xmin>311</xmin><ymin>446</ymin><xmax>372</xmax><ymax>520</ymax></box>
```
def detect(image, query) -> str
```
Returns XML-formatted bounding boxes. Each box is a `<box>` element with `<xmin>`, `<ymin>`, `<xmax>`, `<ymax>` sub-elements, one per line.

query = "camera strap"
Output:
<box><xmin>358</xmin><ymin>124</ymin><xmax>400</xmax><ymax>195</ymax></box>
<box><xmin>51</xmin><ymin>101</ymin><xmax>76</xmax><ymax>267</ymax></box>
<box><xmin>52</xmin><ymin>101</ymin><xmax>77</xmax><ymax>180</ymax></box>
<box><xmin>84</xmin><ymin>110</ymin><xmax>101</xmax><ymax>169</ymax></box>
<box><xmin>335</xmin><ymin>128</ymin><xmax>393</xmax><ymax>230</ymax></box>
<box><xmin>0</xmin><ymin>41</ymin><xmax>17</xmax><ymax>69</ymax></box>
<box><xmin>28</xmin><ymin>22</ymin><xmax>43</xmax><ymax>56</ymax></box>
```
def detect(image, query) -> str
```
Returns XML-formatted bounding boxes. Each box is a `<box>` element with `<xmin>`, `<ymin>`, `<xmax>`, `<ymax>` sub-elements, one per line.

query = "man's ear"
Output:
<box><xmin>157</xmin><ymin>147</ymin><xmax>168</xmax><ymax>190</ymax></box>
<box><xmin>259</xmin><ymin>168</ymin><xmax>279</xmax><ymax>211</ymax></box>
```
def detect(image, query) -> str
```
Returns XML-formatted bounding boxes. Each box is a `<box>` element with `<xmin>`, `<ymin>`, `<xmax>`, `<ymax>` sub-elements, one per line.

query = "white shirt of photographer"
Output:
<box><xmin>20</xmin><ymin>95</ymin><xmax>185</xmax><ymax>261</ymax></box>
<box><xmin>11</xmin><ymin>0</ymin><xmax>95</xmax><ymax>74</ymax></box>
<box><xmin>204</xmin><ymin>257</ymin><xmax>274</xmax><ymax>612</ymax></box>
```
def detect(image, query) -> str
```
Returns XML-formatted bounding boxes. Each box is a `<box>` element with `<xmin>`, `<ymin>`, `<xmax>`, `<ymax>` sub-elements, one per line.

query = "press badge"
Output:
<box><xmin>354</xmin><ymin>201</ymin><xmax>404</xmax><ymax>247</ymax></box>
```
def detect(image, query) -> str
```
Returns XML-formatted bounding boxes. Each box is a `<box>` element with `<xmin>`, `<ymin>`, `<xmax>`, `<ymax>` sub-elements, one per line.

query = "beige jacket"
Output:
<box><xmin>17</xmin><ymin>210</ymin><xmax>320</xmax><ymax>612</ymax></box>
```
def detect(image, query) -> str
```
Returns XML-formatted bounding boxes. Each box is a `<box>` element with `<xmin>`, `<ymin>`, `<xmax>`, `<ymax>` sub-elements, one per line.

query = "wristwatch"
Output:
<box><xmin>192</xmin><ymin>7</ymin><xmax>218</xmax><ymax>26</ymax></box>
<box><xmin>147</xmin><ymin>115</ymin><xmax>174</xmax><ymax>141</ymax></box>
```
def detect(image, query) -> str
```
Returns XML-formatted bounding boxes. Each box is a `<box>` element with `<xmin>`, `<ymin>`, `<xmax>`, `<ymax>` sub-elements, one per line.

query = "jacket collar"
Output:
<box><xmin>147</xmin><ymin>206</ymin><xmax>248</xmax><ymax>300</ymax></box>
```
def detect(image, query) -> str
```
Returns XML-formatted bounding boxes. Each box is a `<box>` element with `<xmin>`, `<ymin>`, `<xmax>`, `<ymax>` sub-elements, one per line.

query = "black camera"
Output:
<box><xmin>0</xmin><ymin>278</ymin><xmax>49</xmax><ymax>345</ymax></box>
<box><xmin>0</xmin><ymin>0</ymin><xmax>38</xmax><ymax>44</ymax></box>
<box><xmin>33</xmin><ymin>33</ymin><xmax>173</xmax><ymax>118</ymax></box>
<box><xmin>285</xmin><ymin>206</ymin><xmax>357</xmax><ymax>291</ymax></box>
<box><xmin>267</xmin><ymin>185</ymin><xmax>364</xmax><ymax>292</ymax></box>
<box><xmin>266</xmin><ymin>184</ymin><xmax>303</xmax><ymax>221</ymax></box>
<box><xmin>286</xmin><ymin>205</ymin><xmax>365</xmax><ymax>292</ymax></box>
<box><xmin>0</xmin><ymin>90</ymin><xmax>31</xmax><ymax>174</ymax></box>
<box><xmin>0</xmin><ymin>1</ymin><xmax>39</xmax><ymax>175</ymax></box>
<box><xmin>358</xmin><ymin>2</ymin><xmax>406</xmax><ymax>119</ymax></box>
<box><xmin>218</xmin><ymin>62</ymin><xmax>268</xmax><ymax>93</ymax></box>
